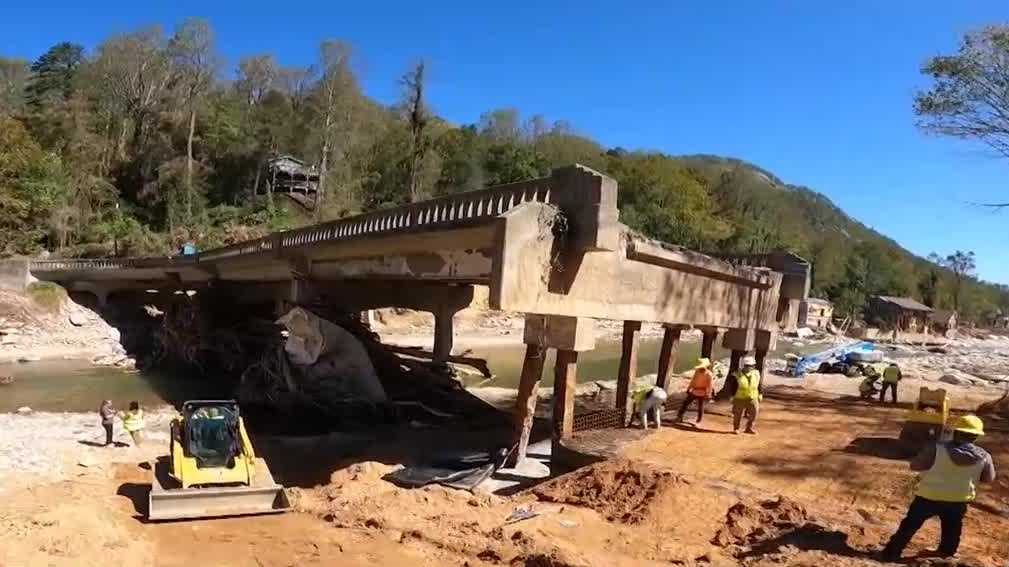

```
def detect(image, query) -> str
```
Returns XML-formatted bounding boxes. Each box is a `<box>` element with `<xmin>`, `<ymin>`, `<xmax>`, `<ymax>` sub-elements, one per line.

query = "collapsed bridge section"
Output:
<box><xmin>29</xmin><ymin>164</ymin><xmax>805</xmax><ymax>468</ymax></box>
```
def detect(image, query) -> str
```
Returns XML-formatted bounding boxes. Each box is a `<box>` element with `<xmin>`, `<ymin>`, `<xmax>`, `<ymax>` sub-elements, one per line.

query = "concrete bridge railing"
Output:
<box><xmin>28</xmin><ymin>165</ymin><xmax>602</xmax><ymax>274</ymax></box>
<box><xmin>197</xmin><ymin>176</ymin><xmax>555</xmax><ymax>263</ymax></box>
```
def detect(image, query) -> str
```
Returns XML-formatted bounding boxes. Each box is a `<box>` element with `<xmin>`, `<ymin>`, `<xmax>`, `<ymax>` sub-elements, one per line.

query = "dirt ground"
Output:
<box><xmin>2</xmin><ymin>386</ymin><xmax>1008</xmax><ymax>567</ymax></box>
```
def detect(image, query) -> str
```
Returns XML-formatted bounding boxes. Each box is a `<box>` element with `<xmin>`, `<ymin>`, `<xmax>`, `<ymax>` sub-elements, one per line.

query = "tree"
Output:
<box><xmin>92</xmin><ymin>27</ymin><xmax>172</xmax><ymax>159</ymax></box>
<box><xmin>312</xmin><ymin>40</ymin><xmax>357</xmax><ymax>220</ymax></box>
<box><xmin>168</xmin><ymin>18</ymin><xmax>219</xmax><ymax>225</ymax></box>
<box><xmin>832</xmin><ymin>253</ymin><xmax>869</xmax><ymax>319</ymax></box>
<box><xmin>0</xmin><ymin>57</ymin><xmax>29</xmax><ymax>115</ymax></box>
<box><xmin>25</xmin><ymin>42</ymin><xmax>84</xmax><ymax>109</ymax></box>
<box><xmin>915</xmin><ymin>26</ymin><xmax>1009</xmax><ymax>205</ymax></box>
<box><xmin>919</xmin><ymin>267</ymin><xmax>940</xmax><ymax>308</ymax></box>
<box><xmin>607</xmin><ymin>152</ymin><xmax>730</xmax><ymax>250</ymax></box>
<box><xmin>479</xmin><ymin>108</ymin><xmax>522</xmax><ymax>142</ymax></box>
<box><xmin>401</xmin><ymin>61</ymin><xmax>429</xmax><ymax>202</ymax></box>
<box><xmin>0</xmin><ymin>116</ymin><xmax>72</xmax><ymax>253</ymax></box>
<box><xmin>235</xmin><ymin>54</ymin><xmax>277</xmax><ymax>107</ymax></box>
<box><xmin>929</xmin><ymin>250</ymin><xmax>976</xmax><ymax>313</ymax></box>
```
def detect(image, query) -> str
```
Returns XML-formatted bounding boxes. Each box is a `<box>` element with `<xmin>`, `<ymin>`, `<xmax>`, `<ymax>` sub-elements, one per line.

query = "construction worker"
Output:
<box><xmin>99</xmin><ymin>400</ymin><xmax>116</xmax><ymax>446</ymax></box>
<box><xmin>634</xmin><ymin>386</ymin><xmax>668</xmax><ymax>429</ymax></box>
<box><xmin>121</xmin><ymin>401</ymin><xmax>145</xmax><ymax>446</ymax></box>
<box><xmin>859</xmin><ymin>375</ymin><xmax>881</xmax><ymax>400</ymax></box>
<box><xmin>676</xmin><ymin>358</ymin><xmax>714</xmax><ymax>424</ymax></box>
<box><xmin>881</xmin><ymin>415</ymin><xmax>996</xmax><ymax>561</ymax></box>
<box><xmin>732</xmin><ymin>356</ymin><xmax>761</xmax><ymax>435</ymax></box>
<box><xmin>880</xmin><ymin>361</ymin><xmax>902</xmax><ymax>404</ymax></box>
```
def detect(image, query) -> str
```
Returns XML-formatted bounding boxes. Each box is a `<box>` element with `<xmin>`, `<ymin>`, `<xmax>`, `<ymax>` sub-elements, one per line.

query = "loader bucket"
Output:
<box><xmin>147</xmin><ymin>458</ymin><xmax>291</xmax><ymax>521</ymax></box>
<box><xmin>898</xmin><ymin>420</ymin><xmax>944</xmax><ymax>447</ymax></box>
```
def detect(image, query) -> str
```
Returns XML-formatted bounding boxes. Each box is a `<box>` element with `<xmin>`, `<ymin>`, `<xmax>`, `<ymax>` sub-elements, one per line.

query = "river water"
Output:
<box><xmin>1</xmin><ymin>337</ymin><xmax>822</xmax><ymax>413</ymax></box>
<box><xmin>0</xmin><ymin>360</ymin><xmax>221</xmax><ymax>413</ymax></box>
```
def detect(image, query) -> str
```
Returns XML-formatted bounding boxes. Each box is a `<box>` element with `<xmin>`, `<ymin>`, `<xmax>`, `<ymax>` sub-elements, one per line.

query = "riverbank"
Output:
<box><xmin>0</xmin><ymin>408</ymin><xmax>176</xmax><ymax>487</ymax></box>
<box><xmin>0</xmin><ymin>290</ymin><xmax>132</xmax><ymax>367</ymax></box>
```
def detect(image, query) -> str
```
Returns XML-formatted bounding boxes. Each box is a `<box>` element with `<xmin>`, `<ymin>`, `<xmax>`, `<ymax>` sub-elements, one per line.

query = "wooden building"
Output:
<box><xmin>799</xmin><ymin>298</ymin><xmax>833</xmax><ymax>330</ymax></box>
<box><xmin>866</xmin><ymin>295</ymin><xmax>933</xmax><ymax>332</ymax></box>
<box><xmin>260</xmin><ymin>155</ymin><xmax>320</xmax><ymax>209</ymax></box>
<box><xmin>929</xmin><ymin>309</ymin><xmax>958</xmax><ymax>336</ymax></box>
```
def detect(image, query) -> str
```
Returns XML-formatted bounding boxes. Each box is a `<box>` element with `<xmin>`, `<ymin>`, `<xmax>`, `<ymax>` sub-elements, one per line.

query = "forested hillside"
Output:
<box><xmin>0</xmin><ymin>19</ymin><xmax>1006</xmax><ymax>321</ymax></box>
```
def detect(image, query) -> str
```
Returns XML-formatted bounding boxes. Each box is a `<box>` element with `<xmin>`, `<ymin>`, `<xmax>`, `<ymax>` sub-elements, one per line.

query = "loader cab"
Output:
<box><xmin>179</xmin><ymin>400</ymin><xmax>242</xmax><ymax>469</ymax></box>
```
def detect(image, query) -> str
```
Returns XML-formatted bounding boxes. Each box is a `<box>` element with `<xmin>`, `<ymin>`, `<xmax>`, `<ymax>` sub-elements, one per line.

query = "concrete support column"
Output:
<box><xmin>553</xmin><ymin>350</ymin><xmax>579</xmax><ymax>443</ymax></box>
<box><xmin>508</xmin><ymin>344</ymin><xmax>546</xmax><ymax>467</ymax></box>
<box><xmin>655</xmin><ymin>325</ymin><xmax>683</xmax><ymax>392</ymax></box>
<box><xmin>729</xmin><ymin>350</ymin><xmax>744</xmax><ymax>376</ymax></box>
<box><xmin>755</xmin><ymin>348</ymin><xmax>768</xmax><ymax>394</ymax></box>
<box><xmin>511</xmin><ymin>315</ymin><xmax>595</xmax><ymax>467</ymax></box>
<box><xmin>276</xmin><ymin>278</ymin><xmax>316</xmax><ymax>316</ymax></box>
<box><xmin>432</xmin><ymin>306</ymin><xmax>455</xmax><ymax>363</ymax></box>
<box><xmin>701</xmin><ymin>329</ymin><xmax>718</xmax><ymax>360</ymax></box>
<box><xmin>615</xmin><ymin>321</ymin><xmax>641</xmax><ymax>426</ymax></box>
<box><xmin>717</xmin><ymin>349</ymin><xmax>745</xmax><ymax>400</ymax></box>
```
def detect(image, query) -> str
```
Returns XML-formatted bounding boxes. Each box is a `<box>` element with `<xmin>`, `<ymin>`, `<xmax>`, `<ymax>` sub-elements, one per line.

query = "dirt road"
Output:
<box><xmin>2</xmin><ymin>388</ymin><xmax>1007</xmax><ymax>567</ymax></box>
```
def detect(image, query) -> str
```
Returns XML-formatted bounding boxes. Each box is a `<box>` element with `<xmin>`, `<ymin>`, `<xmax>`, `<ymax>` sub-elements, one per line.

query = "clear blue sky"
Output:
<box><xmin>3</xmin><ymin>1</ymin><xmax>1008</xmax><ymax>283</ymax></box>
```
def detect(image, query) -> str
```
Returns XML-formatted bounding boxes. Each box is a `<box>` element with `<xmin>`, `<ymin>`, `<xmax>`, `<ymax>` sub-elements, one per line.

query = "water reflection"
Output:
<box><xmin>0</xmin><ymin>360</ymin><xmax>223</xmax><ymax>413</ymax></box>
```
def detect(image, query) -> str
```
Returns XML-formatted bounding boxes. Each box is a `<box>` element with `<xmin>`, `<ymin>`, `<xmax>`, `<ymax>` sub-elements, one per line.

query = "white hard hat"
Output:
<box><xmin>742</xmin><ymin>356</ymin><xmax>757</xmax><ymax>366</ymax></box>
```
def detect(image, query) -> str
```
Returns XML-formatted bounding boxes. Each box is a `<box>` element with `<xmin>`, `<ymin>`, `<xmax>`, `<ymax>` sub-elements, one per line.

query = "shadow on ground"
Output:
<box><xmin>844</xmin><ymin>436</ymin><xmax>916</xmax><ymax>460</ymax></box>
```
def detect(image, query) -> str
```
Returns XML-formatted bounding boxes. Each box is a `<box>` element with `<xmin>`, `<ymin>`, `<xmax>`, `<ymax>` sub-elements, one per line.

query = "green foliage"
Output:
<box><xmin>0</xmin><ymin>57</ymin><xmax>29</xmax><ymax>114</ymax></box>
<box><xmin>1</xmin><ymin>24</ymin><xmax>1005</xmax><ymax>325</ymax></box>
<box><xmin>607</xmin><ymin>152</ymin><xmax>729</xmax><ymax>250</ymax></box>
<box><xmin>26</xmin><ymin>281</ymin><xmax>66</xmax><ymax>312</ymax></box>
<box><xmin>25</xmin><ymin>42</ymin><xmax>83</xmax><ymax>109</ymax></box>
<box><xmin>915</xmin><ymin>25</ymin><xmax>1009</xmax><ymax>166</ymax></box>
<box><xmin>0</xmin><ymin>116</ymin><xmax>72</xmax><ymax>254</ymax></box>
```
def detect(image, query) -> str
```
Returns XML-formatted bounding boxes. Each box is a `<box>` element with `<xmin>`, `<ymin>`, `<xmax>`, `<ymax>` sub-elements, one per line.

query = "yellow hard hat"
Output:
<box><xmin>694</xmin><ymin>357</ymin><xmax>711</xmax><ymax>369</ymax></box>
<box><xmin>953</xmin><ymin>415</ymin><xmax>985</xmax><ymax>436</ymax></box>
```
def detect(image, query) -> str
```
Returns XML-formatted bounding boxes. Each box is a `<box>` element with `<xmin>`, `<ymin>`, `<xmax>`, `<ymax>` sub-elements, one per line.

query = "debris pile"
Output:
<box><xmin>144</xmin><ymin>293</ymin><xmax>503</xmax><ymax>433</ymax></box>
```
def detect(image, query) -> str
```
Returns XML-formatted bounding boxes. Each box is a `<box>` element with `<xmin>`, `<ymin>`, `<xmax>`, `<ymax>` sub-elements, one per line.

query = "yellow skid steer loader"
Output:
<box><xmin>898</xmin><ymin>387</ymin><xmax>949</xmax><ymax>447</ymax></box>
<box><xmin>148</xmin><ymin>400</ymin><xmax>290</xmax><ymax>521</ymax></box>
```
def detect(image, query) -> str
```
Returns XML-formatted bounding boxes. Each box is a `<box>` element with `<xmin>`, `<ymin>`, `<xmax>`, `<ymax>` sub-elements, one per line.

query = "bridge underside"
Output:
<box><xmin>30</xmin><ymin>165</ymin><xmax>804</xmax><ymax>469</ymax></box>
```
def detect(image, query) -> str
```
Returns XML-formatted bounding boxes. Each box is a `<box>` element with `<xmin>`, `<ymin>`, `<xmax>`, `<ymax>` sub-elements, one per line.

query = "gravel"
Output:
<box><xmin>0</xmin><ymin>409</ymin><xmax>175</xmax><ymax>482</ymax></box>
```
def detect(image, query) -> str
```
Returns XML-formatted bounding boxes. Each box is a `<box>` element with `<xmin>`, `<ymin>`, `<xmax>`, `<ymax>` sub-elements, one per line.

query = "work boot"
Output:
<box><xmin>745</xmin><ymin>428</ymin><xmax>758</xmax><ymax>435</ymax></box>
<box><xmin>732</xmin><ymin>430</ymin><xmax>740</xmax><ymax>435</ymax></box>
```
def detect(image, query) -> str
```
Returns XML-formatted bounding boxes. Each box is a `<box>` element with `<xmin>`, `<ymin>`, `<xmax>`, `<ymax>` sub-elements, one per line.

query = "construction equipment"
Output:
<box><xmin>899</xmin><ymin>387</ymin><xmax>949</xmax><ymax>446</ymax></box>
<box><xmin>148</xmin><ymin>400</ymin><xmax>290</xmax><ymax>521</ymax></box>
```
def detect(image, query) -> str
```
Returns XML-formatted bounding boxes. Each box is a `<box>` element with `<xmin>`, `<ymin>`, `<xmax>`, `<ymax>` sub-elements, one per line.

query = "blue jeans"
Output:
<box><xmin>880</xmin><ymin>382</ymin><xmax>898</xmax><ymax>403</ymax></box>
<box><xmin>883</xmin><ymin>496</ymin><xmax>967</xmax><ymax>558</ymax></box>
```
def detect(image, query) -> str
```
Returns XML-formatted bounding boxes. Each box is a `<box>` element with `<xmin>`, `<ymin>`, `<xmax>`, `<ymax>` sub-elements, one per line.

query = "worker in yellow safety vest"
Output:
<box><xmin>881</xmin><ymin>415</ymin><xmax>996</xmax><ymax>561</ymax></box>
<box><xmin>879</xmin><ymin>361</ymin><xmax>902</xmax><ymax>404</ymax></box>
<box><xmin>732</xmin><ymin>356</ymin><xmax>761</xmax><ymax>435</ymax></box>
<box><xmin>121</xmin><ymin>401</ymin><xmax>146</xmax><ymax>447</ymax></box>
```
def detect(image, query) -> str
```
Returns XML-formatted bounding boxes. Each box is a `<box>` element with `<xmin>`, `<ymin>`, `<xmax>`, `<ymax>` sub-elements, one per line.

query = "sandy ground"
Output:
<box><xmin>3</xmin><ymin>293</ymin><xmax>1009</xmax><ymax>566</ymax></box>
<box><xmin>3</xmin><ymin>380</ymin><xmax>1008</xmax><ymax>567</ymax></box>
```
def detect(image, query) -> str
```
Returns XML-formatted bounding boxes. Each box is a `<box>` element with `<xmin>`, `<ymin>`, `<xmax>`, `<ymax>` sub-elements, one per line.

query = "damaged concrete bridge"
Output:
<box><xmin>29</xmin><ymin>164</ymin><xmax>809</xmax><ymax>467</ymax></box>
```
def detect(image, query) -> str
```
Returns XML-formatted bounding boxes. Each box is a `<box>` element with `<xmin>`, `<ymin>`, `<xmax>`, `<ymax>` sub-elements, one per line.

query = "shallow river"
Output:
<box><xmin>0</xmin><ymin>360</ymin><xmax>221</xmax><ymax>413</ymax></box>
<box><xmin>1</xmin><ymin>337</ymin><xmax>820</xmax><ymax>412</ymax></box>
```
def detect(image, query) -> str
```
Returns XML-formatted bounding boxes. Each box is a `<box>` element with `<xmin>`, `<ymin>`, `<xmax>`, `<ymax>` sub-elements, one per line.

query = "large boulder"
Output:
<box><xmin>277</xmin><ymin>307</ymin><xmax>387</xmax><ymax>403</ymax></box>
